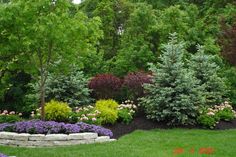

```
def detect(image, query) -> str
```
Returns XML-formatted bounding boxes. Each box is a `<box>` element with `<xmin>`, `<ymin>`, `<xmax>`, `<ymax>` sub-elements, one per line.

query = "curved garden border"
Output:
<box><xmin>0</xmin><ymin>132</ymin><xmax>115</xmax><ymax>147</ymax></box>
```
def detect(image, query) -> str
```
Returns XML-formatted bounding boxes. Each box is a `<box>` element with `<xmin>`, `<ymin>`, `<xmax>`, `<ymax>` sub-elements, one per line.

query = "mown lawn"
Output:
<box><xmin>1</xmin><ymin>129</ymin><xmax>236</xmax><ymax>157</ymax></box>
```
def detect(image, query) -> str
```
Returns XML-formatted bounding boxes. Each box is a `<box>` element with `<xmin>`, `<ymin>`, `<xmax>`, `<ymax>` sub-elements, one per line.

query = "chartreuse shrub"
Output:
<box><xmin>140</xmin><ymin>33</ymin><xmax>204</xmax><ymax>126</ymax></box>
<box><xmin>45</xmin><ymin>100</ymin><xmax>72</xmax><ymax>122</ymax></box>
<box><xmin>95</xmin><ymin>99</ymin><xmax>119</xmax><ymax>124</ymax></box>
<box><xmin>197</xmin><ymin>101</ymin><xmax>236</xmax><ymax>129</ymax></box>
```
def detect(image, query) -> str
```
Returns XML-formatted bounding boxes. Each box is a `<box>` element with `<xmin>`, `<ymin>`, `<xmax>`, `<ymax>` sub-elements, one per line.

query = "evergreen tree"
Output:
<box><xmin>140</xmin><ymin>33</ymin><xmax>204</xmax><ymax>126</ymax></box>
<box><xmin>189</xmin><ymin>45</ymin><xmax>227</xmax><ymax>106</ymax></box>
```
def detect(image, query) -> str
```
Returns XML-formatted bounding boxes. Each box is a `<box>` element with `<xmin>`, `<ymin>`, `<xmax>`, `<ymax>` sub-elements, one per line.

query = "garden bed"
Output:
<box><xmin>0</xmin><ymin>120</ymin><xmax>115</xmax><ymax>147</ymax></box>
<box><xmin>106</xmin><ymin>113</ymin><xmax>236</xmax><ymax>139</ymax></box>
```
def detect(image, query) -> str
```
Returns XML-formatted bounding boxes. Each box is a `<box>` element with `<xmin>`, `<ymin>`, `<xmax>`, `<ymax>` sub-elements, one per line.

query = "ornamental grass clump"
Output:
<box><xmin>0</xmin><ymin>120</ymin><xmax>113</xmax><ymax>137</ymax></box>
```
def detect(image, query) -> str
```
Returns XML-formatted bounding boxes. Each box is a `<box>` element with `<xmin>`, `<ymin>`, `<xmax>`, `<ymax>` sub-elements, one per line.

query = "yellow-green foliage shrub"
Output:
<box><xmin>45</xmin><ymin>100</ymin><xmax>72</xmax><ymax>122</ymax></box>
<box><xmin>95</xmin><ymin>99</ymin><xmax>118</xmax><ymax>124</ymax></box>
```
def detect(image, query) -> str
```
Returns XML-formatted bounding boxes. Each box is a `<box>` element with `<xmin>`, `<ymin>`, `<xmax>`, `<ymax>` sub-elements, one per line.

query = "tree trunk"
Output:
<box><xmin>40</xmin><ymin>83</ymin><xmax>45</xmax><ymax>120</ymax></box>
<box><xmin>40</xmin><ymin>70</ymin><xmax>46</xmax><ymax>121</ymax></box>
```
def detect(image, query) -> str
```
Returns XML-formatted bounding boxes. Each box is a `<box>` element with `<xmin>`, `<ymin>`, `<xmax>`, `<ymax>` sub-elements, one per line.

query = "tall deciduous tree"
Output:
<box><xmin>81</xmin><ymin>0</ymin><xmax>133</xmax><ymax>60</ymax></box>
<box><xmin>112</xmin><ymin>3</ymin><xmax>157</xmax><ymax>76</ymax></box>
<box><xmin>0</xmin><ymin>0</ymin><xmax>102</xmax><ymax>119</ymax></box>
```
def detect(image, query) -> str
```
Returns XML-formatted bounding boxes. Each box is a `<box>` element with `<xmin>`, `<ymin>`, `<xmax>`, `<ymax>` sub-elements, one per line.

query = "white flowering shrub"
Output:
<box><xmin>0</xmin><ymin>110</ymin><xmax>22</xmax><ymax>123</ymax></box>
<box><xmin>118</xmin><ymin>100</ymin><xmax>137</xmax><ymax>124</ymax></box>
<box><xmin>69</xmin><ymin>105</ymin><xmax>102</xmax><ymax>125</ymax></box>
<box><xmin>197</xmin><ymin>101</ymin><xmax>236</xmax><ymax>128</ymax></box>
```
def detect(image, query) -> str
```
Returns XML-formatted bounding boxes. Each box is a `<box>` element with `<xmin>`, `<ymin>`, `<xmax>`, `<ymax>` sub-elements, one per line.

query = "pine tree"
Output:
<box><xmin>189</xmin><ymin>45</ymin><xmax>227</xmax><ymax>106</ymax></box>
<box><xmin>140</xmin><ymin>33</ymin><xmax>204</xmax><ymax>126</ymax></box>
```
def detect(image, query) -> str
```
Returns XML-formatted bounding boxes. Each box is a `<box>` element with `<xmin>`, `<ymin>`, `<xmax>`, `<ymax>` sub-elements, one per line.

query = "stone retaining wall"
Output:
<box><xmin>0</xmin><ymin>132</ymin><xmax>115</xmax><ymax>147</ymax></box>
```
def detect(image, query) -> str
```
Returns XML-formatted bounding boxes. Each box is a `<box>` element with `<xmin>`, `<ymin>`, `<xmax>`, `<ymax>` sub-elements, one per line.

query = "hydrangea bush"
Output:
<box><xmin>197</xmin><ymin>101</ymin><xmax>236</xmax><ymax>128</ymax></box>
<box><xmin>0</xmin><ymin>110</ymin><xmax>22</xmax><ymax>123</ymax></box>
<box><xmin>69</xmin><ymin>105</ymin><xmax>102</xmax><ymax>125</ymax></box>
<box><xmin>0</xmin><ymin>120</ymin><xmax>113</xmax><ymax>137</ymax></box>
<box><xmin>118</xmin><ymin>100</ymin><xmax>137</xmax><ymax>124</ymax></box>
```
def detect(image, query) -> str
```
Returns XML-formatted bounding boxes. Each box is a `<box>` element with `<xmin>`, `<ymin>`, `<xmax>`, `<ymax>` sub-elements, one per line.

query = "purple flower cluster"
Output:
<box><xmin>77</xmin><ymin>122</ymin><xmax>113</xmax><ymax>137</ymax></box>
<box><xmin>0</xmin><ymin>153</ymin><xmax>8</xmax><ymax>157</ymax></box>
<box><xmin>0</xmin><ymin>120</ymin><xmax>113</xmax><ymax>137</ymax></box>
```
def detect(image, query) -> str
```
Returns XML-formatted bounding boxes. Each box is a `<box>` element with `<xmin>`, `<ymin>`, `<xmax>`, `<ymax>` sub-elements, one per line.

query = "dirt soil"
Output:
<box><xmin>104</xmin><ymin>113</ymin><xmax>236</xmax><ymax>139</ymax></box>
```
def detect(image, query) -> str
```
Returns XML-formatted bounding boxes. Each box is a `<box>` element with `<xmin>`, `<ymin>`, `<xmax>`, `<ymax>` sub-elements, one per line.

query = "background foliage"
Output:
<box><xmin>0</xmin><ymin>0</ymin><xmax>236</xmax><ymax>115</ymax></box>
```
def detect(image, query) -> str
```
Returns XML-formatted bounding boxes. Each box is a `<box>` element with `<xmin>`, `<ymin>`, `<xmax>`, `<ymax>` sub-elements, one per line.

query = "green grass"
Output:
<box><xmin>1</xmin><ymin>129</ymin><xmax>236</xmax><ymax>157</ymax></box>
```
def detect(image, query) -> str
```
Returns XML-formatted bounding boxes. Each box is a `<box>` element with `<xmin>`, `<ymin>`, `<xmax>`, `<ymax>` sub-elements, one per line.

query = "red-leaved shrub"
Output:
<box><xmin>122</xmin><ymin>71</ymin><xmax>152</xmax><ymax>100</ymax></box>
<box><xmin>219</xmin><ymin>19</ymin><xmax>236</xmax><ymax>66</ymax></box>
<box><xmin>88</xmin><ymin>74</ymin><xmax>123</xmax><ymax>99</ymax></box>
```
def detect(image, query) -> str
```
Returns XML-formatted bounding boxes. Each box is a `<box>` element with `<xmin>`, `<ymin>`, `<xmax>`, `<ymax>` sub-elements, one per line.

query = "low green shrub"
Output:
<box><xmin>95</xmin><ymin>99</ymin><xmax>118</xmax><ymax>124</ymax></box>
<box><xmin>45</xmin><ymin>100</ymin><xmax>72</xmax><ymax>122</ymax></box>
<box><xmin>197</xmin><ymin>112</ymin><xmax>219</xmax><ymax>129</ymax></box>
<box><xmin>69</xmin><ymin>105</ymin><xmax>102</xmax><ymax>125</ymax></box>
<box><xmin>118</xmin><ymin>100</ymin><xmax>137</xmax><ymax>124</ymax></box>
<box><xmin>216</xmin><ymin>108</ymin><xmax>235</xmax><ymax>121</ymax></box>
<box><xmin>197</xmin><ymin>101</ymin><xmax>236</xmax><ymax>128</ymax></box>
<box><xmin>0</xmin><ymin>110</ymin><xmax>22</xmax><ymax>123</ymax></box>
<box><xmin>118</xmin><ymin>109</ymin><xmax>133</xmax><ymax>124</ymax></box>
<box><xmin>0</xmin><ymin>115</ymin><xmax>22</xmax><ymax>123</ymax></box>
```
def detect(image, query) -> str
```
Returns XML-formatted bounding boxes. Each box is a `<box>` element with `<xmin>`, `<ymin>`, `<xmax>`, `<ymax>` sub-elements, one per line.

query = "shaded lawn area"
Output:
<box><xmin>1</xmin><ymin>129</ymin><xmax>236</xmax><ymax>157</ymax></box>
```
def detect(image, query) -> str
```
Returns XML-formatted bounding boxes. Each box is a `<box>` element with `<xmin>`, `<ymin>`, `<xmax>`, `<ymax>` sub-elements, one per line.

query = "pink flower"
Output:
<box><xmin>9</xmin><ymin>111</ymin><xmax>15</xmax><ymax>115</ymax></box>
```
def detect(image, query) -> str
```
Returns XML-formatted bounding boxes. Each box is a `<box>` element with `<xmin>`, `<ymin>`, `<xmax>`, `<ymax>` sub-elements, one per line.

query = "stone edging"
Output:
<box><xmin>0</xmin><ymin>132</ymin><xmax>116</xmax><ymax>147</ymax></box>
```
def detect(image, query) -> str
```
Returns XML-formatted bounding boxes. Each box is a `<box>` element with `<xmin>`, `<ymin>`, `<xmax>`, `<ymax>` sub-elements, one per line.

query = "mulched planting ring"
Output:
<box><xmin>105</xmin><ymin>112</ymin><xmax>236</xmax><ymax>139</ymax></box>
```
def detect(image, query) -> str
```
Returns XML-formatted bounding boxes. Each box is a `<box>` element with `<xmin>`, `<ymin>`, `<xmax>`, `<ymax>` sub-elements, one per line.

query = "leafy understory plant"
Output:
<box><xmin>140</xmin><ymin>33</ymin><xmax>204</xmax><ymax>126</ymax></box>
<box><xmin>197</xmin><ymin>101</ymin><xmax>236</xmax><ymax>128</ymax></box>
<box><xmin>69</xmin><ymin>105</ymin><xmax>102</xmax><ymax>125</ymax></box>
<box><xmin>118</xmin><ymin>100</ymin><xmax>137</xmax><ymax>124</ymax></box>
<box><xmin>0</xmin><ymin>110</ymin><xmax>22</xmax><ymax>123</ymax></box>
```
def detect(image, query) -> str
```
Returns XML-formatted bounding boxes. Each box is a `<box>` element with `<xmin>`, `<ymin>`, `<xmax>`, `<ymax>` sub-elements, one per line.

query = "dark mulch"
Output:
<box><xmin>215</xmin><ymin>119</ymin><xmax>236</xmax><ymax>130</ymax></box>
<box><xmin>104</xmin><ymin>113</ymin><xmax>236</xmax><ymax>139</ymax></box>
